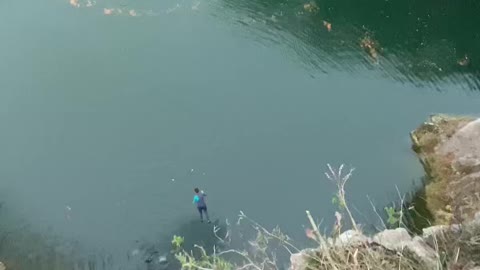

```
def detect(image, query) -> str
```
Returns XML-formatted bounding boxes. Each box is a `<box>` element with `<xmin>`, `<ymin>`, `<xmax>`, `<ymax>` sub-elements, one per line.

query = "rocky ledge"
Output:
<box><xmin>291</xmin><ymin>114</ymin><xmax>480</xmax><ymax>270</ymax></box>
<box><xmin>411</xmin><ymin>114</ymin><xmax>480</xmax><ymax>225</ymax></box>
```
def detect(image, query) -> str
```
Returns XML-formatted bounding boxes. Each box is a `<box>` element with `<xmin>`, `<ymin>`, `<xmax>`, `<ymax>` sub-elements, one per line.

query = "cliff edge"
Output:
<box><xmin>411</xmin><ymin>114</ymin><xmax>480</xmax><ymax>225</ymax></box>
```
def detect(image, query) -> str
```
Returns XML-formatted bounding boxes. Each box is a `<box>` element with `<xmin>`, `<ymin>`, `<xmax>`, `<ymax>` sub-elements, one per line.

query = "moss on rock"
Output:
<box><xmin>411</xmin><ymin>114</ymin><xmax>479</xmax><ymax>225</ymax></box>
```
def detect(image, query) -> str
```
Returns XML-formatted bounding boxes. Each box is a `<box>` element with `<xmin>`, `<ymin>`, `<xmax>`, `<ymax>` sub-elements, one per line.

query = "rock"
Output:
<box><xmin>421</xmin><ymin>224</ymin><xmax>461</xmax><ymax>249</ymax></box>
<box><xmin>0</xmin><ymin>261</ymin><xmax>5</xmax><ymax>270</ymax></box>
<box><xmin>373</xmin><ymin>228</ymin><xmax>411</xmax><ymax>250</ymax></box>
<box><xmin>474</xmin><ymin>211</ymin><xmax>480</xmax><ymax>225</ymax></box>
<box><xmin>409</xmin><ymin>236</ymin><xmax>438</xmax><ymax>268</ymax></box>
<box><xmin>373</xmin><ymin>229</ymin><xmax>437</xmax><ymax>269</ymax></box>
<box><xmin>422</xmin><ymin>224</ymin><xmax>461</xmax><ymax>238</ymax></box>
<box><xmin>453</xmin><ymin>155</ymin><xmax>480</xmax><ymax>174</ymax></box>
<box><xmin>411</xmin><ymin>115</ymin><xmax>480</xmax><ymax>224</ymax></box>
<box><xmin>330</xmin><ymin>229</ymin><xmax>370</xmax><ymax>247</ymax></box>
<box><xmin>439</xmin><ymin>118</ymin><xmax>480</xmax><ymax>156</ymax></box>
<box><xmin>290</xmin><ymin>249</ymin><xmax>316</xmax><ymax>270</ymax></box>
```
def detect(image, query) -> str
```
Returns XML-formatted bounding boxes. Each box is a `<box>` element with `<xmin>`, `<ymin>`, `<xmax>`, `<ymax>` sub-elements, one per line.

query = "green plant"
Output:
<box><xmin>384</xmin><ymin>206</ymin><xmax>401</xmax><ymax>228</ymax></box>
<box><xmin>172</xmin><ymin>235</ymin><xmax>185</xmax><ymax>251</ymax></box>
<box><xmin>325</xmin><ymin>164</ymin><xmax>357</xmax><ymax>231</ymax></box>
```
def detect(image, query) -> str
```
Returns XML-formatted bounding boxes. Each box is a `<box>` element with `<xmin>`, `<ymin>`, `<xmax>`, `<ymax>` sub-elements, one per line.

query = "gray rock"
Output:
<box><xmin>290</xmin><ymin>249</ymin><xmax>316</xmax><ymax>270</ymax></box>
<box><xmin>290</xmin><ymin>226</ymin><xmax>445</xmax><ymax>270</ymax></box>
<box><xmin>474</xmin><ymin>211</ymin><xmax>480</xmax><ymax>225</ymax></box>
<box><xmin>373</xmin><ymin>228</ymin><xmax>411</xmax><ymax>250</ymax></box>
<box><xmin>422</xmin><ymin>224</ymin><xmax>461</xmax><ymax>239</ymax></box>
<box><xmin>331</xmin><ymin>230</ymin><xmax>370</xmax><ymax>247</ymax></box>
<box><xmin>409</xmin><ymin>236</ymin><xmax>438</xmax><ymax>268</ymax></box>
<box><xmin>454</xmin><ymin>155</ymin><xmax>480</xmax><ymax>173</ymax></box>
<box><xmin>0</xmin><ymin>261</ymin><xmax>5</xmax><ymax>270</ymax></box>
<box><xmin>374</xmin><ymin>229</ymin><xmax>438</xmax><ymax>269</ymax></box>
<box><xmin>438</xmin><ymin>118</ymin><xmax>480</xmax><ymax>162</ymax></box>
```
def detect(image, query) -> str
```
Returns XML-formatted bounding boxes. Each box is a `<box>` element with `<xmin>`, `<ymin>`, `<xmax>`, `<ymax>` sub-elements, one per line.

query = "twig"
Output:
<box><xmin>395</xmin><ymin>186</ymin><xmax>406</xmax><ymax>229</ymax></box>
<box><xmin>217</xmin><ymin>249</ymin><xmax>262</xmax><ymax>270</ymax></box>
<box><xmin>306</xmin><ymin>210</ymin><xmax>339</xmax><ymax>270</ymax></box>
<box><xmin>454</xmin><ymin>247</ymin><xmax>460</xmax><ymax>263</ymax></box>
<box><xmin>238</xmin><ymin>212</ymin><xmax>300</xmax><ymax>253</ymax></box>
<box><xmin>214</xmin><ymin>225</ymin><xmax>231</xmax><ymax>244</ymax></box>
<box><xmin>183</xmin><ymin>263</ymin><xmax>213</xmax><ymax>270</ymax></box>
<box><xmin>325</xmin><ymin>164</ymin><xmax>359</xmax><ymax>231</ymax></box>
<box><xmin>367</xmin><ymin>195</ymin><xmax>387</xmax><ymax>230</ymax></box>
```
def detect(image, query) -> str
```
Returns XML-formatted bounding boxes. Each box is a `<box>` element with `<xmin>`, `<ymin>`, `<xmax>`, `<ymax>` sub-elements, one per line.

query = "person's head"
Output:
<box><xmin>194</xmin><ymin>188</ymin><xmax>200</xmax><ymax>193</ymax></box>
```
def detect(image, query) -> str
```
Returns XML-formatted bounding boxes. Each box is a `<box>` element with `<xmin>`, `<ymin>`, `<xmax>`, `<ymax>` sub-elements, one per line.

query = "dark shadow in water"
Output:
<box><xmin>361</xmin><ymin>176</ymin><xmax>434</xmax><ymax>235</ymax></box>
<box><xmin>402</xmin><ymin>176</ymin><xmax>435</xmax><ymax>235</ymax></box>
<box><xmin>0</xmin><ymin>207</ymin><xmax>228</xmax><ymax>270</ymax></box>
<box><xmin>215</xmin><ymin>0</ymin><xmax>480</xmax><ymax>89</ymax></box>
<box><xmin>135</xmin><ymin>217</ymin><xmax>228</xmax><ymax>270</ymax></box>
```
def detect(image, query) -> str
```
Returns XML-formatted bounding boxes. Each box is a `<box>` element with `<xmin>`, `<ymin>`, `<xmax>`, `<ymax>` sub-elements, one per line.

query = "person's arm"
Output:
<box><xmin>193</xmin><ymin>195</ymin><xmax>199</xmax><ymax>204</ymax></box>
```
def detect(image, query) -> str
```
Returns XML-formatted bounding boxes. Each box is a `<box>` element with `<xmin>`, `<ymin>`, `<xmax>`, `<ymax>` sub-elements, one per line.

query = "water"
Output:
<box><xmin>0</xmin><ymin>0</ymin><xmax>479</xmax><ymax>268</ymax></box>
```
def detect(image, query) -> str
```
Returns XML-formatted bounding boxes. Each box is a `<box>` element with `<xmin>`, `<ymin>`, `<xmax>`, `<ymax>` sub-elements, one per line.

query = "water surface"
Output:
<box><xmin>0</xmin><ymin>0</ymin><xmax>479</xmax><ymax>268</ymax></box>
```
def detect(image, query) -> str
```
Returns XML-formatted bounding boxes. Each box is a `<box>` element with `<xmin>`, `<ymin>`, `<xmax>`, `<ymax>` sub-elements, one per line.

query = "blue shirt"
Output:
<box><xmin>193</xmin><ymin>192</ymin><xmax>207</xmax><ymax>207</ymax></box>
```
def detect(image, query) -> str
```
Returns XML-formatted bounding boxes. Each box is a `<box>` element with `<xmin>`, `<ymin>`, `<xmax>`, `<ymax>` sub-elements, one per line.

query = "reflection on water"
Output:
<box><xmin>214</xmin><ymin>0</ymin><xmax>480</xmax><ymax>89</ymax></box>
<box><xmin>67</xmin><ymin>0</ymin><xmax>198</xmax><ymax>16</ymax></box>
<box><xmin>64</xmin><ymin>0</ymin><xmax>480</xmax><ymax>87</ymax></box>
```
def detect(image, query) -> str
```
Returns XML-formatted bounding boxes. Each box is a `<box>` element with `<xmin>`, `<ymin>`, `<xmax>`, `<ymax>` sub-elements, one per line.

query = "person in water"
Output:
<box><xmin>193</xmin><ymin>188</ymin><xmax>210</xmax><ymax>223</ymax></box>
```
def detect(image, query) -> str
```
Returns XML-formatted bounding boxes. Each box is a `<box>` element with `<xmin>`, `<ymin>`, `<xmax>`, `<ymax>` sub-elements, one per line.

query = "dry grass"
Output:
<box><xmin>305</xmin><ymin>244</ymin><xmax>426</xmax><ymax>270</ymax></box>
<box><xmin>427</xmin><ymin>222</ymin><xmax>480</xmax><ymax>269</ymax></box>
<box><xmin>424</xmin><ymin>154</ymin><xmax>456</xmax><ymax>225</ymax></box>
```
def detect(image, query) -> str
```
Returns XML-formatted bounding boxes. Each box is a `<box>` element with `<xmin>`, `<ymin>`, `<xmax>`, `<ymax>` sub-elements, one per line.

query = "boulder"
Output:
<box><xmin>373</xmin><ymin>228</ymin><xmax>437</xmax><ymax>269</ymax></box>
<box><xmin>409</xmin><ymin>236</ymin><xmax>438</xmax><ymax>267</ymax></box>
<box><xmin>438</xmin><ymin>118</ymin><xmax>480</xmax><ymax>158</ymax></box>
<box><xmin>422</xmin><ymin>224</ymin><xmax>461</xmax><ymax>238</ymax></box>
<box><xmin>411</xmin><ymin>115</ymin><xmax>480</xmax><ymax>224</ymax></box>
<box><xmin>329</xmin><ymin>229</ymin><xmax>371</xmax><ymax>247</ymax></box>
<box><xmin>373</xmin><ymin>228</ymin><xmax>411</xmax><ymax>250</ymax></box>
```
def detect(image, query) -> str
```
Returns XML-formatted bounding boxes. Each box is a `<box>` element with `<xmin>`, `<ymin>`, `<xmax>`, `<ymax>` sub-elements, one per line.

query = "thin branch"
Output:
<box><xmin>238</xmin><ymin>212</ymin><xmax>300</xmax><ymax>253</ymax></box>
<box><xmin>236</xmin><ymin>263</ymin><xmax>257</xmax><ymax>270</ymax></box>
<box><xmin>217</xmin><ymin>249</ymin><xmax>262</xmax><ymax>270</ymax></box>
<box><xmin>325</xmin><ymin>164</ymin><xmax>358</xmax><ymax>231</ymax></box>
<box><xmin>395</xmin><ymin>186</ymin><xmax>406</xmax><ymax>229</ymax></box>
<box><xmin>367</xmin><ymin>195</ymin><xmax>387</xmax><ymax>230</ymax></box>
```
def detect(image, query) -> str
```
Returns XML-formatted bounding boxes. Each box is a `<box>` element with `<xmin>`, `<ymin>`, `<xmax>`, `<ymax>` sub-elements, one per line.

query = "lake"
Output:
<box><xmin>0</xmin><ymin>0</ymin><xmax>479</xmax><ymax>268</ymax></box>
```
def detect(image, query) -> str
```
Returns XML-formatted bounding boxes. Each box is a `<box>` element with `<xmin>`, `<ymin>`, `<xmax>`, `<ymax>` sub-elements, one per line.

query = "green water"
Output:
<box><xmin>0</xmin><ymin>0</ymin><xmax>479</xmax><ymax>268</ymax></box>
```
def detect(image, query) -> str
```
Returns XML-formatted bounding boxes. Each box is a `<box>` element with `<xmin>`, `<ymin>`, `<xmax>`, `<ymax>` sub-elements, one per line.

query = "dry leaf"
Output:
<box><xmin>323</xmin><ymin>20</ymin><xmax>332</xmax><ymax>32</ymax></box>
